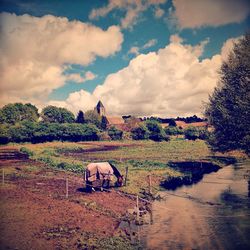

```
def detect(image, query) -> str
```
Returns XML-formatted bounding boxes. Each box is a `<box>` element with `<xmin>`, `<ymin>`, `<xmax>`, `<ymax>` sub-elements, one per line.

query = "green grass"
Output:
<box><xmin>17</xmin><ymin>139</ymin><xmax>245</xmax><ymax>196</ymax></box>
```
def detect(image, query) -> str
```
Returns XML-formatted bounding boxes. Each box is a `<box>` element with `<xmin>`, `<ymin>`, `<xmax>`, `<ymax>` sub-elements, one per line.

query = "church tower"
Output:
<box><xmin>94</xmin><ymin>101</ymin><xmax>106</xmax><ymax>116</ymax></box>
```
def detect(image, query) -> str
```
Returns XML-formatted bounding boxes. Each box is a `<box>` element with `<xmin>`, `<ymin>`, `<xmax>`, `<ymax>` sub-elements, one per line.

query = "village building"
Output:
<box><xmin>94</xmin><ymin>101</ymin><xmax>141</xmax><ymax>131</ymax></box>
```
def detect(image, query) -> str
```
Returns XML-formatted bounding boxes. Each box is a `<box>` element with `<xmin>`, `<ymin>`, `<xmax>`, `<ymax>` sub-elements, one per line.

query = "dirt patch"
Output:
<box><xmin>0</xmin><ymin>157</ymin><xmax>137</xmax><ymax>250</ymax></box>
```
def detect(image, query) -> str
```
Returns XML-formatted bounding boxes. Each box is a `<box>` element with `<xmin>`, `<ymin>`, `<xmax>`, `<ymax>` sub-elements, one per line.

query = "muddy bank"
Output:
<box><xmin>0</xmin><ymin>158</ymin><xmax>140</xmax><ymax>250</ymax></box>
<box><xmin>161</xmin><ymin>161</ymin><xmax>220</xmax><ymax>190</ymax></box>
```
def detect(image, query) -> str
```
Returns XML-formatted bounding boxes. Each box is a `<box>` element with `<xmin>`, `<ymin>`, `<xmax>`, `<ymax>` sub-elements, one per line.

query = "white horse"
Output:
<box><xmin>85</xmin><ymin>162</ymin><xmax>123</xmax><ymax>191</ymax></box>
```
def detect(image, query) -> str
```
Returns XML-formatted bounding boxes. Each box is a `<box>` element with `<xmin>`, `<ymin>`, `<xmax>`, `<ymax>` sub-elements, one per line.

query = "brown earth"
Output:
<box><xmin>0</xmin><ymin>151</ymin><xmax>138</xmax><ymax>250</ymax></box>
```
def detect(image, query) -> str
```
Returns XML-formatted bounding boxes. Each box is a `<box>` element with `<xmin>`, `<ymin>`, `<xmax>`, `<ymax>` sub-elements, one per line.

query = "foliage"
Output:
<box><xmin>168</xmin><ymin>119</ymin><xmax>177</xmax><ymax>127</ymax></box>
<box><xmin>108</xmin><ymin>126</ymin><xmax>123</xmax><ymax>140</ymax></box>
<box><xmin>184</xmin><ymin>126</ymin><xmax>209</xmax><ymax>141</ymax></box>
<box><xmin>101</xmin><ymin>116</ymin><xmax>108</xmax><ymax>130</ymax></box>
<box><xmin>131</xmin><ymin>124</ymin><xmax>149</xmax><ymax>140</ymax></box>
<box><xmin>76</xmin><ymin>110</ymin><xmax>85</xmax><ymax>123</ymax></box>
<box><xmin>0</xmin><ymin>122</ymin><xmax>99</xmax><ymax>144</ymax></box>
<box><xmin>0</xmin><ymin>124</ymin><xmax>10</xmax><ymax>144</ymax></box>
<box><xmin>184</xmin><ymin>126</ymin><xmax>200</xmax><ymax>140</ymax></box>
<box><xmin>165</xmin><ymin>126</ymin><xmax>183</xmax><ymax>136</ymax></box>
<box><xmin>85</xmin><ymin>110</ymin><xmax>102</xmax><ymax>128</ymax></box>
<box><xmin>41</xmin><ymin>105</ymin><xmax>75</xmax><ymax>123</ymax></box>
<box><xmin>0</xmin><ymin>103</ymin><xmax>39</xmax><ymax>124</ymax></box>
<box><xmin>145</xmin><ymin>120</ymin><xmax>169</xmax><ymax>141</ymax></box>
<box><xmin>205</xmin><ymin>33</ymin><xmax>250</xmax><ymax>154</ymax></box>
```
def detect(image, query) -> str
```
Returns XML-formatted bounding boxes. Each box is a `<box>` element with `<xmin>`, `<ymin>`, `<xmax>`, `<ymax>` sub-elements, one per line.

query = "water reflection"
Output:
<box><xmin>142</xmin><ymin>162</ymin><xmax>250</xmax><ymax>250</ymax></box>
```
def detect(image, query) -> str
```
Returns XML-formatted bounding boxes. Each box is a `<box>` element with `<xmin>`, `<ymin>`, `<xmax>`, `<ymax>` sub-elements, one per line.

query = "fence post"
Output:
<box><xmin>66</xmin><ymin>178</ymin><xmax>68</xmax><ymax>199</ymax></box>
<box><xmin>124</xmin><ymin>166</ymin><xmax>128</xmax><ymax>186</ymax></box>
<box><xmin>2</xmin><ymin>169</ymin><xmax>4</xmax><ymax>185</ymax></box>
<box><xmin>148</xmin><ymin>175</ymin><xmax>152</xmax><ymax>195</ymax></box>
<box><xmin>136</xmin><ymin>195</ymin><xmax>139</xmax><ymax>222</ymax></box>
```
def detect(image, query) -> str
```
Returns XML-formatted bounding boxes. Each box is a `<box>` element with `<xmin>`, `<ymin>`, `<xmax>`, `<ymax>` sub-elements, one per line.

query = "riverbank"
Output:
<box><xmin>0</xmin><ymin>140</ymin><xmax>248</xmax><ymax>249</ymax></box>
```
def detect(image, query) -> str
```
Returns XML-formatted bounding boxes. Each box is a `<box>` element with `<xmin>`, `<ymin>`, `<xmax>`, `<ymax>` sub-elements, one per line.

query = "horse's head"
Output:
<box><xmin>116</xmin><ymin>175</ymin><xmax>123</xmax><ymax>187</ymax></box>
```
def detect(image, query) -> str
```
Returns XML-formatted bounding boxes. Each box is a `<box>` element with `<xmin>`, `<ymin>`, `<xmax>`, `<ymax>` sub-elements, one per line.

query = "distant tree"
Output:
<box><xmin>76</xmin><ymin>110</ymin><xmax>85</xmax><ymax>123</ymax></box>
<box><xmin>41</xmin><ymin>106</ymin><xmax>75</xmax><ymax>123</ymax></box>
<box><xmin>108</xmin><ymin>126</ymin><xmax>123</xmax><ymax>140</ymax></box>
<box><xmin>145</xmin><ymin>120</ymin><xmax>169</xmax><ymax>141</ymax></box>
<box><xmin>101</xmin><ymin>116</ymin><xmax>108</xmax><ymax>130</ymax></box>
<box><xmin>184</xmin><ymin>126</ymin><xmax>200</xmax><ymax>140</ymax></box>
<box><xmin>85</xmin><ymin>110</ymin><xmax>102</xmax><ymax>128</ymax></box>
<box><xmin>131</xmin><ymin>124</ymin><xmax>149</xmax><ymax>140</ymax></box>
<box><xmin>0</xmin><ymin>103</ymin><xmax>39</xmax><ymax>124</ymax></box>
<box><xmin>168</xmin><ymin>119</ymin><xmax>177</xmax><ymax>127</ymax></box>
<box><xmin>165</xmin><ymin>126</ymin><xmax>183</xmax><ymax>136</ymax></box>
<box><xmin>205</xmin><ymin>33</ymin><xmax>250</xmax><ymax>154</ymax></box>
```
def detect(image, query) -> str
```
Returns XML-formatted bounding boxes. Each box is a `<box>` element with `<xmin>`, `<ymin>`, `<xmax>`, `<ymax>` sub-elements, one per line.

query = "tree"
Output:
<box><xmin>76</xmin><ymin>110</ymin><xmax>85</xmax><ymax>123</ymax></box>
<box><xmin>205</xmin><ymin>34</ymin><xmax>250</xmax><ymax>154</ymax></box>
<box><xmin>145</xmin><ymin>120</ymin><xmax>169</xmax><ymax>141</ymax></box>
<box><xmin>184</xmin><ymin>126</ymin><xmax>200</xmax><ymax>140</ymax></box>
<box><xmin>41</xmin><ymin>106</ymin><xmax>75</xmax><ymax>123</ymax></box>
<box><xmin>85</xmin><ymin>110</ymin><xmax>102</xmax><ymax>128</ymax></box>
<box><xmin>168</xmin><ymin>119</ymin><xmax>177</xmax><ymax>127</ymax></box>
<box><xmin>101</xmin><ymin>116</ymin><xmax>108</xmax><ymax>130</ymax></box>
<box><xmin>0</xmin><ymin>103</ymin><xmax>39</xmax><ymax>124</ymax></box>
<box><xmin>108</xmin><ymin>126</ymin><xmax>123</xmax><ymax>140</ymax></box>
<box><xmin>131</xmin><ymin>124</ymin><xmax>149</xmax><ymax>140</ymax></box>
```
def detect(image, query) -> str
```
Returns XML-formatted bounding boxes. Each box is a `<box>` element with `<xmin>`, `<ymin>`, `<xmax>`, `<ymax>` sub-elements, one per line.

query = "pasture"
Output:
<box><xmin>15</xmin><ymin>139</ymin><xmax>244</xmax><ymax>195</ymax></box>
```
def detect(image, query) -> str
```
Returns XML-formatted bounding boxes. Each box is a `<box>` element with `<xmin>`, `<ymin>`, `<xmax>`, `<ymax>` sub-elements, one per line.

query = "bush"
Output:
<box><xmin>165</xmin><ymin>126</ymin><xmax>183</xmax><ymax>136</ymax></box>
<box><xmin>145</xmin><ymin>120</ymin><xmax>169</xmax><ymax>141</ymax></box>
<box><xmin>184</xmin><ymin>126</ymin><xmax>209</xmax><ymax>140</ymax></box>
<box><xmin>184</xmin><ymin>126</ymin><xmax>200</xmax><ymax>140</ymax></box>
<box><xmin>131</xmin><ymin>124</ymin><xmax>149</xmax><ymax>140</ymax></box>
<box><xmin>0</xmin><ymin>124</ymin><xmax>10</xmax><ymax>144</ymax></box>
<box><xmin>108</xmin><ymin>126</ymin><xmax>123</xmax><ymax>140</ymax></box>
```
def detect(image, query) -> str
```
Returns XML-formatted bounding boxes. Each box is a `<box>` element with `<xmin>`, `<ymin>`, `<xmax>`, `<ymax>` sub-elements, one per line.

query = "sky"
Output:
<box><xmin>0</xmin><ymin>0</ymin><xmax>249</xmax><ymax>117</ymax></box>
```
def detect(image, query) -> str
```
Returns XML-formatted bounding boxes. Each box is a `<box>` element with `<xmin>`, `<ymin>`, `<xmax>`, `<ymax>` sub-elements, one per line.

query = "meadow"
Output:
<box><xmin>17</xmin><ymin>139</ymin><xmax>244</xmax><ymax>195</ymax></box>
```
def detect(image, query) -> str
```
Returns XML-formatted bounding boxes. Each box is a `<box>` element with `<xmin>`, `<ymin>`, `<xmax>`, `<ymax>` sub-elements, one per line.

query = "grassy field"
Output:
<box><xmin>14</xmin><ymin>139</ymin><xmax>246</xmax><ymax>195</ymax></box>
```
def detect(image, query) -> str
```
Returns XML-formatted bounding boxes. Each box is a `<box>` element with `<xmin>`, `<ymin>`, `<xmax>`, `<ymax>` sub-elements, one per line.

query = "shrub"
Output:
<box><xmin>145</xmin><ymin>120</ymin><xmax>169</xmax><ymax>141</ymax></box>
<box><xmin>184</xmin><ymin>126</ymin><xmax>210</xmax><ymax>140</ymax></box>
<box><xmin>165</xmin><ymin>126</ymin><xmax>183</xmax><ymax>136</ymax></box>
<box><xmin>131</xmin><ymin>124</ymin><xmax>149</xmax><ymax>140</ymax></box>
<box><xmin>108</xmin><ymin>126</ymin><xmax>123</xmax><ymax>140</ymax></box>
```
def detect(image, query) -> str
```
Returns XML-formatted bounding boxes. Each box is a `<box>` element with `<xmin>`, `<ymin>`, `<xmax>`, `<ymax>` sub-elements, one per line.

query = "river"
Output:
<box><xmin>141</xmin><ymin>162</ymin><xmax>250</xmax><ymax>250</ymax></box>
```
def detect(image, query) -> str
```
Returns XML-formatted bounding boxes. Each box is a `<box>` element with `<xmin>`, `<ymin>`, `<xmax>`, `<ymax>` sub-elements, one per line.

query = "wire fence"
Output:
<box><xmin>1</xmin><ymin>168</ymin><xmax>250</xmax><ymax>219</ymax></box>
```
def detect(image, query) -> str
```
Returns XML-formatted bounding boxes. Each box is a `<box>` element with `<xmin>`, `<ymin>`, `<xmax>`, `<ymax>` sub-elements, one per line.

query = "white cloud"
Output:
<box><xmin>221</xmin><ymin>37</ymin><xmax>242</xmax><ymax>61</ymax></box>
<box><xmin>57</xmin><ymin>35</ymin><xmax>235</xmax><ymax>117</ymax></box>
<box><xmin>89</xmin><ymin>0</ymin><xmax>167</xmax><ymax>29</ymax></box>
<box><xmin>172</xmin><ymin>0</ymin><xmax>250</xmax><ymax>29</ymax></box>
<box><xmin>66</xmin><ymin>71</ymin><xmax>96</xmax><ymax>83</ymax></box>
<box><xmin>154</xmin><ymin>7</ymin><xmax>164</xmax><ymax>18</ymax></box>
<box><xmin>143</xmin><ymin>39</ymin><xmax>157</xmax><ymax>49</ymax></box>
<box><xmin>128</xmin><ymin>39</ymin><xmax>157</xmax><ymax>57</ymax></box>
<box><xmin>128</xmin><ymin>46</ymin><xmax>140</xmax><ymax>56</ymax></box>
<box><xmin>0</xmin><ymin>12</ymin><xmax>123</xmax><ymax>107</ymax></box>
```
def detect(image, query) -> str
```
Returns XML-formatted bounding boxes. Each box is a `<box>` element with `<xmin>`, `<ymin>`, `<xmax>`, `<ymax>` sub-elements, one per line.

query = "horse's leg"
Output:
<box><xmin>86</xmin><ymin>181</ymin><xmax>92</xmax><ymax>193</ymax></box>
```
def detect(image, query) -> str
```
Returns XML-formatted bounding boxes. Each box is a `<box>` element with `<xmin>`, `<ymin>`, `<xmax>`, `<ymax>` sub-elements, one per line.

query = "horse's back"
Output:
<box><xmin>86</xmin><ymin>162</ymin><xmax>114</xmax><ymax>182</ymax></box>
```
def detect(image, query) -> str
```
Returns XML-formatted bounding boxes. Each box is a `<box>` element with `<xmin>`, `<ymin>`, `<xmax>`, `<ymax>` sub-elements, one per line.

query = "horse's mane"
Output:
<box><xmin>109</xmin><ymin>162</ymin><xmax>122</xmax><ymax>178</ymax></box>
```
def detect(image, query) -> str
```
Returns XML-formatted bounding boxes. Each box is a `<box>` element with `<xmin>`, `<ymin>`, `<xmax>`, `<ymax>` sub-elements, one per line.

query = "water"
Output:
<box><xmin>142</xmin><ymin>162</ymin><xmax>250</xmax><ymax>250</ymax></box>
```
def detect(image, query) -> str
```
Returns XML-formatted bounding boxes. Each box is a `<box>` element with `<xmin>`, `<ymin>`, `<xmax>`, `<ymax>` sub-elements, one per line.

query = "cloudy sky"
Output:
<box><xmin>0</xmin><ymin>0</ymin><xmax>249</xmax><ymax>117</ymax></box>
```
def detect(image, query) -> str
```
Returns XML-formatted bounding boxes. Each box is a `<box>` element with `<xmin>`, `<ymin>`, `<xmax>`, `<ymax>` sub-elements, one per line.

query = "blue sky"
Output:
<box><xmin>0</xmin><ymin>0</ymin><xmax>249</xmax><ymax>116</ymax></box>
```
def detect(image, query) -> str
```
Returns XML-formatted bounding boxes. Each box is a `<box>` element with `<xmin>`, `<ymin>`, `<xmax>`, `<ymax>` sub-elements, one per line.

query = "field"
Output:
<box><xmin>0</xmin><ymin>139</ymin><xmax>246</xmax><ymax>249</ymax></box>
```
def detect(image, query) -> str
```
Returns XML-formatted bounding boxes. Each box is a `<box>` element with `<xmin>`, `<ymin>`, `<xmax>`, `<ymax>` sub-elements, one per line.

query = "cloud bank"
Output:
<box><xmin>0</xmin><ymin>12</ymin><xmax>123</xmax><ymax>106</ymax></box>
<box><xmin>56</xmin><ymin>35</ymin><xmax>236</xmax><ymax>117</ymax></box>
<box><xmin>172</xmin><ymin>0</ymin><xmax>250</xmax><ymax>29</ymax></box>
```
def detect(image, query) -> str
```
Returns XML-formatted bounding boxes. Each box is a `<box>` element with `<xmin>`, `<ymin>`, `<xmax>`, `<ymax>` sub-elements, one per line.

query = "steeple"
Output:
<box><xmin>94</xmin><ymin>100</ymin><xmax>106</xmax><ymax>116</ymax></box>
